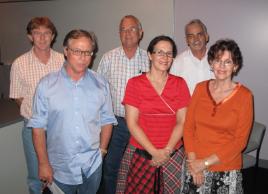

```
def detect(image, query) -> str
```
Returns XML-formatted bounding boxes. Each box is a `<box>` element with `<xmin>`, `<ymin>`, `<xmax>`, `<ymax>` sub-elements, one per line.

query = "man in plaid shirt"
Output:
<box><xmin>9</xmin><ymin>17</ymin><xmax>64</xmax><ymax>194</ymax></box>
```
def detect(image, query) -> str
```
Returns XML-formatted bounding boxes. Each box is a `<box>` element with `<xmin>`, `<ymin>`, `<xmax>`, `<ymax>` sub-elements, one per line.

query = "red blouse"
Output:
<box><xmin>122</xmin><ymin>73</ymin><xmax>190</xmax><ymax>149</ymax></box>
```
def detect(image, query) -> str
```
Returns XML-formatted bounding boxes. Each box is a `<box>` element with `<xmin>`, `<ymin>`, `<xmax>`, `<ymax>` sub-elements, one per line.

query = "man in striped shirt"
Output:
<box><xmin>97</xmin><ymin>15</ymin><xmax>149</xmax><ymax>194</ymax></box>
<box><xmin>9</xmin><ymin>17</ymin><xmax>64</xmax><ymax>194</ymax></box>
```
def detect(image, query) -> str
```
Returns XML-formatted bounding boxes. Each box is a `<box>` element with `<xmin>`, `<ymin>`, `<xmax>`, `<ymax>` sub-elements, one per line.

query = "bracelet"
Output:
<box><xmin>100</xmin><ymin>148</ymin><xmax>108</xmax><ymax>155</ymax></box>
<box><xmin>204</xmin><ymin>160</ymin><xmax>209</xmax><ymax>168</ymax></box>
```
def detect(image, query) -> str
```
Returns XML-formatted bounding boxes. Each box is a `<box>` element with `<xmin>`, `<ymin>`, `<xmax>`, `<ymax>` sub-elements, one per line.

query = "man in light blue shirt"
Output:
<box><xmin>28</xmin><ymin>29</ymin><xmax>117</xmax><ymax>194</ymax></box>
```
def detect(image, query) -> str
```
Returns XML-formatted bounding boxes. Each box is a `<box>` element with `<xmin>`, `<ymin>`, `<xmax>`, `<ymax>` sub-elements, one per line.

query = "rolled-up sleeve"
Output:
<box><xmin>27</xmin><ymin>78</ymin><xmax>48</xmax><ymax>130</ymax></box>
<box><xmin>100</xmin><ymin>80</ymin><xmax>117</xmax><ymax>126</ymax></box>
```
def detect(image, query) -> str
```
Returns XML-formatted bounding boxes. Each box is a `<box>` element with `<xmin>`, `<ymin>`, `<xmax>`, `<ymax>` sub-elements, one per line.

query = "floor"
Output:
<box><xmin>42</xmin><ymin>166</ymin><xmax>268</xmax><ymax>194</ymax></box>
<box><xmin>242</xmin><ymin>167</ymin><xmax>268</xmax><ymax>194</ymax></box>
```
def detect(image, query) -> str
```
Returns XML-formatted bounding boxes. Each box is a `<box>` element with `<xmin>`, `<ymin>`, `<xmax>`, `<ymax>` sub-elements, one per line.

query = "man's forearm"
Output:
<box><xmin>99</xmin><ymin>124</ymin><xmax>113</xmax><ymax>154</ymax></box>
<box><xmin>32</xmin><ymin>128</ymin><xmax>49</xmax><ymax>165</ymax></box>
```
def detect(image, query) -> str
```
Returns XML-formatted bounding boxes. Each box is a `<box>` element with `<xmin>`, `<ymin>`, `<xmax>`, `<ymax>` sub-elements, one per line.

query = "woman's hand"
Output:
<box><xmin>191</xmin><ymin>171</ymin><xmax>204</xmax><ymax>186</ymax></box>
<box><xmin>187</xmin><ymin>159</ymin><xmax>207</xmax><ymax>174</ymax></box>
<box><xmin>151</xmin><ymin>149</ymin><xmax>170</xmax><ymax>167</ymax></box>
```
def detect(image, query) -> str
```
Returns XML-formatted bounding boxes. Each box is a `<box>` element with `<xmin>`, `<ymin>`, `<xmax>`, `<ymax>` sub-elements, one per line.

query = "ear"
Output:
<box><xmin>139</xmin><ymin>29</ymin><xmax>143</xmax><ymax>39</ymax></box>
<box><xmin>27</xmin><ymin>34</ymin><xmax>33</xmax><ymax>42</ymax></box>
<box><xmin>51</xmin><ymin>34</ymin><xmax>55</xmax><ymax>41</ymax></box>
<box><xmin>147</xmin><ymin>51</ymin><xmax>152</xmax><ymax>61</ymax></box>
<box><xmin>233</xmin><ymin>65</ymin><xmax>238</xmax><ymax>73</ymax></box>
<box><xmin>205</xmin><ymin>33</ymin><xmax>209</xmax><ymax>43</ymax></box>
<box><xmin>63</xmin><ymin>47</ymin><xmax>68</xmax><ymax>57</ymax></box>
<box><xmin>210</xmin><ymin>64</ymin><xmax>214</xmax><ymax>72</ymax></box>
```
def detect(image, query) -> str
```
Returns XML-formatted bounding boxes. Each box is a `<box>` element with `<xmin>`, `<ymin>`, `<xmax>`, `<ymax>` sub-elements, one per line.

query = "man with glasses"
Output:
<box><xmin>9</xmin><ymin>17</ymin><xmax>64</xmax><ymax>194</ymax></box>
<box><xmin>97</xmin><ymin>15</ymin><xmax>149</xmax><ymax>194</ymax></box>
<box><xmin>27</xmin><ymin>29</ymin><xmax>117</xmax><ymax>194</ymax></box>
<box><xmin>170</xmin><ymin>19</ymin><xmax>214</xmax><ymax>95</ymax></box>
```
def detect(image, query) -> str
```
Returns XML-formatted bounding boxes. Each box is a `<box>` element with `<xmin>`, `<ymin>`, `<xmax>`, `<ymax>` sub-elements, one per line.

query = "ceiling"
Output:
<box><xmin>0</xmin><ymin>0</ymin><xmax>54</xmax><ymax>3</ymax></box>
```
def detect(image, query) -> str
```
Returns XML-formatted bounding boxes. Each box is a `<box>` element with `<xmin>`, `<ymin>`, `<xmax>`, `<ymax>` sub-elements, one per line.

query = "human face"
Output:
<box><xmin>64</xmin><ymin>36</ymin><xmax>93</xmax><ymax>79</ymax></box>
<box><xmin>148</xmin><ymin>40</ymin><xmax>174</xmax><ymax>72</ymax></box>
<box><xmin>119</xmin><ymin>18</ymin><xmax>142</xmax><ymax>49</ymax></box>
<box><xmin>211</xmin><ymin>50</ymin><xmax>238</xmax><ymax>81</ymax></box>
<box><xmin>186</xmin><ymin>23</ymin><xmax>208</xmax><ymax>53</ymax></box>
<box><xmin>28</xmin><ymin>26</ymin><xmax>54</xmax><ymax>51</ymax></box>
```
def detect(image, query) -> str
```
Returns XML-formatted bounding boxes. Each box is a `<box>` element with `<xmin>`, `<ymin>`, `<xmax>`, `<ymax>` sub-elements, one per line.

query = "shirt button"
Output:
<box><xmin>75</xmin><ymin>111</ymin><xmax>78</xmax><ymax>115</ymax></box>
<box><xmin>76</xmin><ymin>140</ymin><xmax>79</xmax><ymax>144</ymax></box>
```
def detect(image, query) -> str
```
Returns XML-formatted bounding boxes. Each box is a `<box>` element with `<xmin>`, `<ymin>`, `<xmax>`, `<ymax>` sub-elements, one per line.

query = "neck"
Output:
<box><xmin>212</xmin><ymin>79</ymin><xmax>234</xmax><ymax>92</ymax></box>
<box><xmin>33</xmin><ymin>47</ymin><xmax>51</xmax><ymax>64</ymax></box>
<box><xmin>123</xmin><ymin>46</ymin><xmax>138</xmax><ymax>59</ymax></box>
<box><xmin>191</xmin><ymin>48</ymin><xmax>206</xmax><ymax>60</ymax></box>
<box><xmin>65</xmin><ymin>65</ymin><xmax>85</xmax><ymax>81</ymax></box>
<box><xmin>148</xmin><ymin>68</ymin><xmax>168</xmax><ymax>82</ymax></box>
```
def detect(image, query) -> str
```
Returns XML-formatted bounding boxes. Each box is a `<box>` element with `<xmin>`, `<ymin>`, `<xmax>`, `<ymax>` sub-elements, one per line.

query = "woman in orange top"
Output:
<box><xmin>182</xmin><ymin>39</ymin><xmax>253</xmax><ymax>194</ymax></box>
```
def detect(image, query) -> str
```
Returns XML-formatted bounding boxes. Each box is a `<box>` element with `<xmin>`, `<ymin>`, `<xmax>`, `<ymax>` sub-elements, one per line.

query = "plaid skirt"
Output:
<box><xmin>116</xmin><ymin>144</ymin><xmax>185</xmax><ymax>194</ymax></box>
<box><xmin>181</xmin><ymin>167</ymin><xmax>244</xmax><ymax>194</ymax></box>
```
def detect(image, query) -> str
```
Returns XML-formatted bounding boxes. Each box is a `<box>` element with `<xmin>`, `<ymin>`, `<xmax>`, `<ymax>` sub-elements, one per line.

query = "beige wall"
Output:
<box><xmin>0</xmin><ymin>0</ymin><xmax>174</xmax><ymax>70</ymax></box>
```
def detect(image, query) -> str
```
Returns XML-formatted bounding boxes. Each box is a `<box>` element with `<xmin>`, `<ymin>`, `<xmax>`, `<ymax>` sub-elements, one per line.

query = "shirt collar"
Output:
<box><xmin>188</xmin><ymin>48</ymin><xmax>208</xmax><ymax>61</ymax></box>
<box><xmin>118</xmin><ymin>46</ymin><xmax>142</xmax><ymax>58</ymax></box>
<box><xmin>30</xmin><ymin>47</ymin><xmax>52</xmax><ymax>65</ymax></box>
<box><xmin>61</xmin><ymin>62</ymin><xmax>88</xmax><ymax>85</ymax></box>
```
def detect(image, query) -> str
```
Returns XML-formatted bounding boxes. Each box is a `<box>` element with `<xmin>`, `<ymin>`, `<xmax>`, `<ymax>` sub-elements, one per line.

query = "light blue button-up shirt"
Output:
<box><xmin>28</xmin><ymin>66</ymin><xmax>117</xmax><ymax>185</ymax></box>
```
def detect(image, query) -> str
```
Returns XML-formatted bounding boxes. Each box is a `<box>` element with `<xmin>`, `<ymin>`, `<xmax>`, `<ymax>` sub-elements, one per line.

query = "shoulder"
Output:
<box><xmin>196</xmin><ymin>80</ymin><xmax>208</xmax><ymax>90</ymax></box>
<box><xmin>12</xmin><ymin>50</ymin><xmax>32</xmax><ymax>65</ymax></box>
<box><xmin>38</xmin><ymin>69</ymin><xmax>61</xmax><ymax>88</ymax></box>
<box><xmin>174</xmin><ymin>49</ymin><xmax>190</xmax><ymax>61</ymax></box>
<box><xmin>127</xmin><ymin>74</ymin><xmax>146</xmax><ymax>87</ymax></box>
<box><xmin>102</xmin><ymin>47</ymin><xmax>121</xmax><ymax>58</ymax></box>
<box><xmin>168</xmin><ymin>74</ymin><xmax>186</xmax><ymax>83</ymax></box>
<box><xmin>138</xmin><ymin>47</ymin><xmax>148</xmax><ymax>56</ymax></box>
<box><xmin>168</xmin><ymin>74</ymin><xmax>190</xmax><ymax>90</ymax></box>
<box><xmin>50</xmin><ymin>49</ymin><xmax>64</xmax><ymax>58</ymax></box>
<box><xmin>237</xmin><ymin>84</ymin><xmax>253</xmax><ymax>98</ymax></box>
<box><xmin>86</xmin><ymin>69</ymin><xmax>108</xmax><ymax>86</ymax></box>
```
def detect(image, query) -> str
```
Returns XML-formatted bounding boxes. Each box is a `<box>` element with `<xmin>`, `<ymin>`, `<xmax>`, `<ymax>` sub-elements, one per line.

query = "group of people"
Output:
<box><xmin>9</xmin><ymin>15</ymin><xmax>253</xmax><ymax>194</ymax></box>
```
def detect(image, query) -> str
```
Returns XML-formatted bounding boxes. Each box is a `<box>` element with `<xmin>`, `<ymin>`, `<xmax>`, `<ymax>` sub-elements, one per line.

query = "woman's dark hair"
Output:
<box><xmin>208</xmin><ymin>39</ymin><xmax>243</xmax><ymax>74</ymax></box>
<box><xmin>147</xmin><ymin>35</ymin><xmax>177</xmax><ymax>58</ymax></box>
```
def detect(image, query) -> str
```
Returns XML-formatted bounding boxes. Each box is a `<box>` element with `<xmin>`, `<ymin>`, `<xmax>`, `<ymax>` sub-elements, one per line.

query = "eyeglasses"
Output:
<box><xmin>32</xmin><ymin>31</ymin><xmax>52</xmax><ymax>37</ymax></box>
<box><xmin>152</xmin><ymin>50</ymin><xmax>173</xmax><ymax>58</ymax></box>
<box><xmin>67</xmin><ymin>47</ymin><xmax>93</xmax><ymax>57</ymax></box>
<box><xmin>120</xmin><ymin>27</ymin><xmax>139</xmax><ymax>33</ymax></box>
<box><xmin>213</xmin><ymin>59</ymin><xmax>234</xmax><ymax>67</ymax></box>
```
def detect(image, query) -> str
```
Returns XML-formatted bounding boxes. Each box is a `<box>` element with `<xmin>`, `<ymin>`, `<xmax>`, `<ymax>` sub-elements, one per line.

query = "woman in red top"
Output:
<box><xmin>182</xmin><ymin>39</ymin><xmax>253</xmax><ymax>194</ymax></box>
<box><xmin>116</xmin><ymin>35</ymin><xmax>191</xmax><ymax>193</ymax></box>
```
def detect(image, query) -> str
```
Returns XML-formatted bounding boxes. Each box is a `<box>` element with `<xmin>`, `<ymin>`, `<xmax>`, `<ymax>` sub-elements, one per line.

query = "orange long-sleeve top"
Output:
<box><xmin>183</xmin><ymin>80</ymin><xmax>253</xmax><ymax>171</ymax></box>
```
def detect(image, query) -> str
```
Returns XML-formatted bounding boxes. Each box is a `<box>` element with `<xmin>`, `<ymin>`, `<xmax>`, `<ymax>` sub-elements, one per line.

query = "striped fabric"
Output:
<box><xmin>9</xmin><ymin>48</ymin><xmax>64</xmax><ymax>119</ymax></box>
<box><xmin>116</xmin><ymin>145</ymin><xmax>185</xmax><ymax>194</ymax></box>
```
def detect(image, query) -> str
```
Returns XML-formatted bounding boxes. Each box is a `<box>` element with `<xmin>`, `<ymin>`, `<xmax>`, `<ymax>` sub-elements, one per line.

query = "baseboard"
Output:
<box><xmin>259</xmin><ymin>159</ymin><xmax>268</xmax><ymax>169</ymax></box>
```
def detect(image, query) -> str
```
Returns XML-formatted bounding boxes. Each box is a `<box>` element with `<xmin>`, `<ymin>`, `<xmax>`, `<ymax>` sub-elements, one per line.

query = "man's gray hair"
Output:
<box><xmin>185</xmin><ymin>19</ymin><xmax>207</xmax><ymax>35</ymax></box>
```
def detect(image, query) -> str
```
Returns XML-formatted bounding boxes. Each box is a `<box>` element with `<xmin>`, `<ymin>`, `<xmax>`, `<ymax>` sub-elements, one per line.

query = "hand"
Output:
<box><xmin>187</xmin><ymin>159</ymin><xmax>206</xmax><ymax>174</ymax></box>
<box><xmin>191</xmin><ymin>171</ymin><xmax>204</xmax><ymax>186</ymax></box>
<box><xmin>150</xmin><ymin>149</ymin><xmax>170</xmax><ymax>167</ymax></box>
<box><xmin>38</xmin><ymin>162</ymin><xmax>53</xmax><ymax>189</ymax></box>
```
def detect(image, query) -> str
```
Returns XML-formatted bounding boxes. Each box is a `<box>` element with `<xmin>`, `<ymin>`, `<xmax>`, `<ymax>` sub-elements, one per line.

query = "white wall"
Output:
<box><xmin>0</xmin><ymin>121</ymin><xmax>28</xmax><ymax>194</ymax></box>
<box><xmin>0</xmin><ymin>0</ymin><xmax>174</xmax><ymax>70</ymax></box>
<box><xmin>174</xmin><ymin>0</ymin><xmax>268</xmax><ymax>160</ymax></box>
